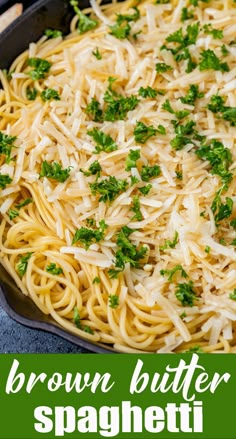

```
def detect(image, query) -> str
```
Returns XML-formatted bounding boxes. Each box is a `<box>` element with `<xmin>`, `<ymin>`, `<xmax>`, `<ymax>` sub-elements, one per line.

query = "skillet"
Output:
<box><xmin>0</xmin><ymin>0</ymin><xmax>116</xmax><ymax>353</ymax></box>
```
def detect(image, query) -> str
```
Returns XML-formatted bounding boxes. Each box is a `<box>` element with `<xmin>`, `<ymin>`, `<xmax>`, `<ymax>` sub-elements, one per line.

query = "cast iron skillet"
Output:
<box><xmin>0</xmin><ymin>0</ymin><xmax>116</xmax><ymax>353</ymax></box>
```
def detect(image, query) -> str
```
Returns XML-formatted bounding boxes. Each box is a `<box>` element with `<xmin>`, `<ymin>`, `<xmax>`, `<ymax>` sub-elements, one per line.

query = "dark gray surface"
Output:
<box><xmin>0</xmin><ymin>307</ymin><xmax>90</xmax><ymax>353</ymax></box>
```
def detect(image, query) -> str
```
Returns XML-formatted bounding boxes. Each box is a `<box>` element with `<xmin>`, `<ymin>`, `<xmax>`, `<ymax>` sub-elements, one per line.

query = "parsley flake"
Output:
<box><xmin>70</xmin><ymin>0</ymin><xmax>98</xmax><ymax>34</ymax></box>
<box><xmin>17</xmin><ymin>253</ymin><xmax>32</xmax><ymax>277</ymax></box>
<box><xmin>126</xmin><ymin>149</ymin><xmax>141</xmax><ymax>171</ymax></box>
<box><xmin>134</xmin><ymin>121</ymin><xmax>158</xmax><ymax>144</ymax></box>
<box><xmin>72</xmin><ymin>220</ymin><xmax>107</xmax><ymax>248</ymax></box>
<box><xmin>87</xmin><ymin>128</ymin><xmax>118</xmax><ymax>153</ymax></box>
<box><xmin>90</xmin><ymin>176</ymin><xmax>128</xmax><ymax>203</ymax></box>
<box><xmin>46</xmin><ymin>263</ymin><xmax>63</xmax><ymax>275</ymax></box>
<box><xmin>109</xmin><ymin>294</ymin><xmax>119</xmax><ymax>308</ymax></box>
<box><xmin>0</xmin><ymin>132</ymin><xmax>17</xmax><ymax>163</ymax></box>
<box><xmin>0</xmin><ymin>173</ymin><xmax>12</xmax><ymax>189</ymax></box>
<box><xmin>199</xmin><ymin>49</ymin><xmax>229</xmax><ymax>72</ymax></box>
<box><xmin>175</xmin><ymin>281</ymin><xmax>198</xmax><ymax>307</ymax></box>
<box><xmin>41</xmin><ymin>88</ymin><xmax>60</xmax><ymax>102</ymax></box>
<box><xmin>39</xmin><ymin>161</ymin><xmax>72</xmax><ymax>183</ymax></box>
<box><xmin>27</xmin><ymin>58</ymin><xmax>52</xmax><ymax>80</ymax></box>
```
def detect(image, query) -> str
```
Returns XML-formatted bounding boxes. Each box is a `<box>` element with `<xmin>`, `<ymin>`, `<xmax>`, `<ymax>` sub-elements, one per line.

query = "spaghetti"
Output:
<box><xmin>0</xmin><ymin>0</ymin><xmax>236</xmax><ymax>353</ymax></box>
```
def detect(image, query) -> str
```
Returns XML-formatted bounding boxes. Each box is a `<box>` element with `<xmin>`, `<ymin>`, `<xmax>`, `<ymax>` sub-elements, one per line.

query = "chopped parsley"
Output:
<box><xmin>15</xmin><ymin>198</ymin><xmax>33</xmax><ymax>209</ymax></box>
<box><xmin>126</xmin><ymin>149</ymin><xmax>140</xmax><ymax>171</ymax></box>
<box><xmin>70</xmin><ymin>0</ymin><xmax>97</xmax><ymax>34</ymax></box>
<box><xmin>39</xmin><ymin>161</ymin><xmax>72</xmax><ymax>183</ymax></box>
<box><xmin>134</xmin><ymin>121</ymin><xmax>158</xmax><ymax>144</ymax></box>
<box><xmin>230</xmin><ymin>219</ymin><xmax>236</xmax><ymax>229</ymax></box>
<box><xmin>131</xmin><ymin>195</ymin><xmax>143</xmax><ymax>221</ymax></box>
<box><xmin>175</xmin><ymin>280</ymin><xmax>198</xmax><ymax>306</ymax></box>
<box><xmin>90</xmin><ymin>176</ymin><xmax>128</xmax><ymax>203</ymax></box>
<box><xmin>72</xmin><ymin>219</ymin><xmax>107</xmax><ymax>248</ymax></box>
<box><xmin>46</xmin><ymin>263</ymin><xmax>63</xmax><ymax>275</ymax></box>
<box><xmin>108</xmin><ymin>226</ymin><xmax>147</xmax><ymax>277</ymax></box>
<box><xmin>185</xmin><ymin>345</ymin><xmax>204</xmax><ymax>353</ymax></box>
<box><xmin>109</xmin><ymin>7</ymin><xmax>140</xmax><ymax>39</ymax></box>
<box><xmin>171</xmin><ymin>120</ymin><xmax>196</xmax><ymax>150</ymax></box>
<box><xmin>195</xmin><ymin>139</ymin><xmax>233</xmax><ymax>186</ymax></box>
<box><xmin>211</xmin><ymin>193</ymin><xmax>233</xmax><ymax>224</ymax></box>
<box><xmin>103</xmin><ymin>90</ymin><xmax>139</xmax><ymax>121</ymax></box>
<box><xmin>44</xmin><ymin>29</ymin><xmax>63</xmax><ymax>38</ymax></box>
<box><xmin>199</xmin><ymin>49</ymin><xmax>229</xmax><ymax>72</ymax></box>
<box><xmin>160</xmin><ymin>231</ymin><xmax>179</xmax><ymax>250</ymax></box>
<box><xmin>73</xmin><ymin>307</ymin><xmax>94</xmax><ymax>334</ymax></box>
<box><xmin>203</xmin><ymin>24</ymin><xmax>223</xmax><ymax>39</ymax></box>
<box><xmin>17</xmin><ymin>253</ymin><xmax>32</xmax><ymax>277</ymax></box>
<box><xmin>0</xmin><ymin>173</ymin><xmax>12</xmax><ymax>189</ymax></box>
<box><xmin>181</xmin><ymin>8</ymin><xmax>194</xmax><ymax>22</ymax></box>
<box><xmin>86</xmin><ymin>98</ymin><xmax>103</xmax><ymax>122</ymax></box>
<box><xmin>87</xmin><ymin>128</ymin><xmax>118</xmax><ymax>153</ymax></box>
<box><xmin>156</xmin><ymin>62</ymin><xmax>173</xmax><ymax>73</ymax></box>
<box><xmin>229</xmin><ymin>289</ymin><xmax>236</xmax><ymax>301</ymax></box>
<box><xmin>27</xmin><ymin>57</ymin><xmax>52</xmax><ymax>80</ymax></box>
<box><xmin>8</xmin><ymin>209</ymin><xmax>19</xmax><ymax>220</ymax></box>
<box><xmin>81</xmin><ymin>160</ymin><xmax>102</xmax><ymax>178</ymax></box>
<box><xmin>92</xmin><ymin>276</ymin><xmax>101</xmax><ymax>284</ymax></box>
<box><xmin>175</xmin><ymin>171</ymin><xmax>183</xmax><ymax>180</ymax></box>
<box><xmin>86</xmin><ymin>218</ymin><xmax>96</xmax><ymax>227</ymax></box>
<box><xmin>207</xmin><ymin>94</ymin><xmax>236</xmax><ymax>127</ymax></box>
<box><xmin>160</xmin><ymin>264</ymin><xmax>188</xmax><ymax>281</ymax></box>
<box><xmin>41</xmin><ymin>88</ymin><xmax>60</xmax><ymax>102</ymax></box>
<box><xmin>138</xmin><ymin>86</ymin><xmax>158</xmax><ymax>98</ymax></box>
<box><xmin>179</xmin><ymin>84</ymin><xmax>204</xmax><ymax>105</ymax></box>
<box><xmin>141</xmin><ymin>164</ymin><xmax>161</xmax><ymax>182</ymax></box>
<box><xmin>190</xmin><ymin>0</ymin><xmax>210</xmax><ymax>5</ymax></box>
<box><xmin>162</xmin><ymin>23</ymin><xmax>199</xmax><ymax>73</ymax></box>
<box><xmin>0</xmin><ymin>132</ymin><xmax>17</xmax><ymax>163</ymax></box>
<box><xmin>109</xmin><ymin>294</ymin><xmax>119</xmax><ymax>308</ymax></box>
<box><xmin>138</xmin><ymin>184</ymin><xmax>152</xmax><ymax>195</ymax></box>
<box><xmin>92</xmin><ymin>47</ymin><xmax>102</xmax><ymax>59</ymax></box>
<box><xmin>26</xmin><ymin>87</ymin><xmax>38</xmax><ymax>100</ymax></box>
<box><xmin>204</xmin><ymin>246</ymin><xmax>211</xmax><ymax>254</ymax></box>
<box><xmin>162</xmin><ymin>99</ymin><xmax>190</xmax><ymax>120</ymax></box>
<box><xmin>221</xmin><ymin>44</ymin><xmax>229</xmax><ymax>56</ymax></box>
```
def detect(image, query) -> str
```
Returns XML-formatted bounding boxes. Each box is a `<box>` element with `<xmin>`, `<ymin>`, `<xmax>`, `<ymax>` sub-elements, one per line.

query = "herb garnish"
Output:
<box><xmin>131</xmin><ymin>195</ymin><xmax>143</xmax><ymax>221</ymax></box>
<box><xmin>15</xmin><ymin>198</ymin><xmax>33</xmax><ymax>209</ymax></box>
<box><xmin>134</xmin><ymin>121</ymin><xmax>158</xmax><ymax>144</ymax></box>
<box><xmin>199</xmin><ymin>49</ymin><xmax>229</xmax><ymax>72</ymax></box>
<box><xmin>81</xmin><ymin>160</ymin><xmax>102</xmax><ymax>178</ymax></box>
<box><xmin>138</xmin><ymin>184</ymin><xmax>152</xmax><ymax>195</ymax></box>
<box><xmin>92</xmin><ymin>48</ymin><xmax>102</xmax><ymax>59</ymax></box>
<box><xmin>90</xmin><ymin>176</ymin><xmax>128</xmax><ymax>203</ymax></box>
<box><xmin>126</xmin><ymin>149</ymin><xmax>140</xmax><ymax>171</ymax></box>
<box><xmin>46</xmin><ymin>263</ymin><xmax>63</xmax><ymax>275</ymax></box>
<box><xmin>138</xmin><ymin>86</ymin><xmax>158</xmax><ymax>98</ymax></box>
<box><xmin>73</xmin><ymin>307</ymin><xmax>94</xmax><ymax>334</ymax></box>
<box><xmin>203</xmin><ymin>24</ymin><xmax>223</xmax><ymax>39</ymax></box>
<box><xmin>207</xmin><ymin>95</ymin><xmax>236</xmax><ymax>126</ymax></box>
<box><xmin>0</xmin><ymin>174</ymin><xmax>12</xmax><ymax>189</ymax></box>
<box><xmin>108</xmin><ymin>294</ymin><xmax>120</xmax><ymax>308</ymax></box>
<box><xmin>44</xmin><ymin>29</ymin><xmax>63</xmax><ymax>38</ymax></box>
<box><xmin>9</xmin><ymin>210</ymin><xmax>19</xmax><ymax>220</ymax></box>
<box><xmin>26</xmin><ymin>87</ymin><xmax>38</xmax><ymax>100</ymax></box>
<box><xmin>162</xmin><ymin>99</ymin><xmax>190</xmax><ymax>120</ymax></box>
<box><xmin>229</xmin><ymin>289</ymin><xmax>236</xmax><ymax>301</ymax></box>
<box><xmin>0</xmin><ymin>132</ymin><xmax>17</xmax><ymax>163</ymax></box>
<box><xmin>86</xmin><ymin>98</ymin><xmax>103</xmax><ymax>122</ymax></box>
<box><xmin>70</xmin><ymin>0</ymin><xmax>98</xmax><ymax>34</ymax></box>
<box><xmin>17</xmin><ymin>253</ymin><xmax>32</xmax><ymax>277</ymax></box>
<box><xmin>87</xmin><ymin>128</ymin><xmax>118</xmax><ymax>153</ymax></box>
<box><xmin>27</xmin><ymin>58</ymin><xmax>52</xmax><ymax>80</ymax></box>
<box><xmin>141</xmin><ymin>164</ymin><xmax>161</xmax><ymax>182</ymax></box>
<box><xmin>160</xmin><ymin>264</ymin><xmax>188</xmax><ymax>281</ymax></box>
<box><xmin>179</xmin><ymin>84</ymin><xmax>204</xmax><ymax>105</ymax></box>
<box><xmin>109</xmin><ymin>7</ymin><xmax>140</xmax><ymax>39</ymax></box>
<box><xmin>39</xmin><ymin>161</ymin><xmax>72</xmax><ymax>182</ymax></box>
<box><xmin>175</xmin><ymin>281</ymin><xmax>198</xmax><ymax>306</ymax></box>
<box><xmin>156</xmin><ymin>63</ymin><xmax>173</xmax><ymax>73</ymax></box>
<box><xmin>181</xmin><ymin>8</ymin><xmax>194</xmax><ymax>22</ymax></box>
<box><xmin>72</xmin><ymin>220</ymin><xmax>107</xmax><ymax>248</ymax></box>
<box><xmin>160</xmin><ymin>231</ymin><xmax>179</xmax><ymax>250</ymax></box>
<box><xmin>41</xmin><ymin>88</ymin><xmax>60</xmax><ymax>102</ymax></box>
<box><xmin>108</xmin><ymin>226</ymin><xmax>147</xmax><ymax>277</ymax></box>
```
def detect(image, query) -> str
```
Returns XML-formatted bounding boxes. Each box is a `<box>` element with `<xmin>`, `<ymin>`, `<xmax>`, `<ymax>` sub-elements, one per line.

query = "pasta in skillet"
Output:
<box><xmin>0</xmin><ymin>0</ymin><xmax>236</xmax><ymax>352</ymax></box>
